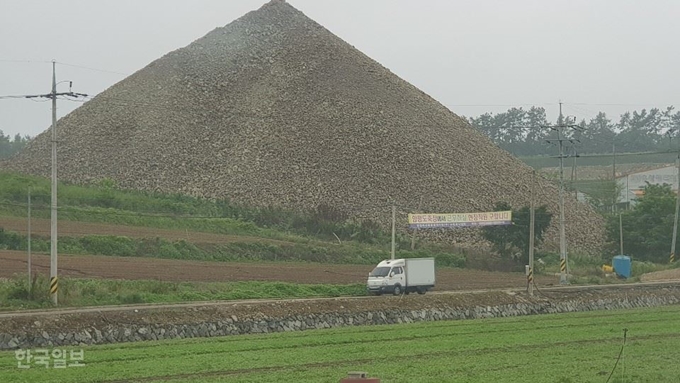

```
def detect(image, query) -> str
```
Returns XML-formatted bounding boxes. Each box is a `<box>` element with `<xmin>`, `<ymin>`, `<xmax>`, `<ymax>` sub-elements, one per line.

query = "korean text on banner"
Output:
<box><xmin>408</xmin><ymin>211</ymin><xmax>512</xmax><ymax>228</ymax></box>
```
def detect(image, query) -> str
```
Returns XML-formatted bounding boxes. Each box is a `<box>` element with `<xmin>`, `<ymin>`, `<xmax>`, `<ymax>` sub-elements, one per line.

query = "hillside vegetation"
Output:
<box><xmin>0</xmin><ymin>171</ymin><xmax>467</xmax><ymax>268</ymax></box>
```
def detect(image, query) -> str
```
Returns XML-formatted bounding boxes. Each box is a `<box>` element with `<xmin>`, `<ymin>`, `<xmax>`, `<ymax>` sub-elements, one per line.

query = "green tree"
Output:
<box><xmin>467</xmin><ymin>107</ymin><xmax>550</xmax><ymax>156</ymax></box>
<box><xmin>482</xmin><ymin>202</ymin><xmax>552</xmax><ymax>264</ymax></box>
<box><xmin>580</xmin><ymin>112</ymin><xmax>616</xmax><ymax>154</ymax></box>
<box><xmin>608</xmin><ymin>183</ymin><xmax>676</xmax><ymax>262</ymax></box>
<box><xmin>0</xmin><ymin>130</ymin><xmax>31</xmax><ymax>160</ymax></box>
<box><xmin>469</xmin><ymin>105</ymin><xmax>679</xmax><ymax>156</ymax></box>
<box><xmin>585</xmin><ymin>178</ymin><xmax>624</xmax><ymax>213</ymax></box>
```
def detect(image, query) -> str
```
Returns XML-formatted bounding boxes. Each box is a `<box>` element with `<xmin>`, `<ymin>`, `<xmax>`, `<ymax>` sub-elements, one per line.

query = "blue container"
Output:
<box><xmin>613</xmin><ymin>255</ymin><xmax>631</xmax><ymax>279</ymax></box>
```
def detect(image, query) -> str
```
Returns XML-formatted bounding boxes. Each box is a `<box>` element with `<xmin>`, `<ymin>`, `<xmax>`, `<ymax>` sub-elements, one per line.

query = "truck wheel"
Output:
<box><xmin>417</xmin><ymin>287</ymin><xmax>426</xmax><ymax>295</ymax></box>
<box><xmin>393</xmin><ymin>285</ymin><xmax>402</xmax><ymax>296</ymax></box>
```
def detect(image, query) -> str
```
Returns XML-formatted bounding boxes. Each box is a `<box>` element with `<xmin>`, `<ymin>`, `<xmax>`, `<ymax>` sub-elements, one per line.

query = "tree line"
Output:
<box><xmin>0</xmin><ymin>130</ymin><xmax>31</xmax><ymax>160</ymax></box>
<box><xmin>467</xmin><ymin>106</ymin><xmax>680</xmax><ymax>156</ymax></box>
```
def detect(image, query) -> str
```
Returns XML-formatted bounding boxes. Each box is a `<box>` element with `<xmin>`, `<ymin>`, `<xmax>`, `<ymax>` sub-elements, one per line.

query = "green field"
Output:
<box><xmin>0</xmin><ymin>276</ymin><xmax>365</xmax><ymax>311</ymax></box>
<box><xmin>0</xmin><ymin>171</ymin><xmax>468</xmax><ymax>267</ymax></box>
<box><xmin>520</xmin><ymin>151</ymin><xmax>676</xmax><ymax>169</ymax></box>
<box><xmin>1</xmin><ymin>305</ymin><xmax>678</xmax><ymax>382</ymax></box>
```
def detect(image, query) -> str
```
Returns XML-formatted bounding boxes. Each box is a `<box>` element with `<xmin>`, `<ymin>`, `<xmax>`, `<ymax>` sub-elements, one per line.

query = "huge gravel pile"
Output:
<box><xmin>2</xmin><ymin>0</ymin><xmax>604</xmax><ymax>252</ymax></box>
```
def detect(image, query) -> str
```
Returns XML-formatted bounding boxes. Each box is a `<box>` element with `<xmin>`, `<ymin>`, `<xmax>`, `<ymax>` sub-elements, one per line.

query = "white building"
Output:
<box><xmin>617</xmin><ymin>165</ymin><xmax>678</xmax><ymax>206</ymax></box>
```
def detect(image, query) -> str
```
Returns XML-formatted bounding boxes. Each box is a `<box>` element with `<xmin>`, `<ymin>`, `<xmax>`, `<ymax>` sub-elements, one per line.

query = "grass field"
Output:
<box><xmin>0</xmin><ymin>276</ymin><xmax>365</xmax><ymax>311</ymax></box>
<box><xmin>520</xmin><ymin>151</ymin><xmax>676</xmax><ymax>169</ymax></box>
<box><xmin>1</xmin><ymin>305</ymin><xmax>678</xmax><ymax>382</ymax></box>
<box><xmin>0</xmin><ymin>171</ymin><xmax>470</xmax><ymax>267</ymax></box>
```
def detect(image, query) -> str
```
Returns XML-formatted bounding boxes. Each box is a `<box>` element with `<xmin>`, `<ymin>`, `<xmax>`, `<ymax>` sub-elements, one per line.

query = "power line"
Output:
<box><xmin>0</xmin><ymin>95</ymin><xmax>41</xmax><ymax>100</ymax></box>
<box><xmin>54</xmin><ymin>61</ymin><xmax>129</xmax><ymax>76</ymax></box>
<box><xmin>448</xmin><ymin>103</ymin><xmax>557</xmax><ymax>107</ymax></box>
<box><xmin>0</xmin><ymin>61</ymin><xmax>89</xmax><ymax>306</ymax></box>
<box><xmin>0</xmin><ymin>59</ymin><xmax>52</xmax><ymax>64</ymax></box>
<box><xmin>544</xmin><ymin>102</ymin><xmax>585</xmax><ymax>285</ymax></box>
<box><xmin>0</xmin><ymin>59</ymin><xmax>129</xmax><ymax>76</ymax></box>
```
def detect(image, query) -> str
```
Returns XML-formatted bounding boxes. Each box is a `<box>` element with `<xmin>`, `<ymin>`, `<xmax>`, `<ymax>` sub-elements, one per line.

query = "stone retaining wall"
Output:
<box><xmin>2</xmin><ymin>287</ymin><xmax>679</xmax><ymax>350</ymax></box>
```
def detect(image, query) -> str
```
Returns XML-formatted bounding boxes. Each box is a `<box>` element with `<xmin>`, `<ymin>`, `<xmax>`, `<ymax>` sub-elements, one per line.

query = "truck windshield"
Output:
<box><xmin>369</xmin><ymin>266</ymin><xmax>391</xmax><ymax>277</ymax></box>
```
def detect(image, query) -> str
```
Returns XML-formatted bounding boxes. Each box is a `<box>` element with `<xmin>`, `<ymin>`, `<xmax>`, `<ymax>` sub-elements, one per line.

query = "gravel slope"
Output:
<box><xmin>1</xmin><ymin>0</ymin><xmax>604</xmax><ymax>252</ymax></box>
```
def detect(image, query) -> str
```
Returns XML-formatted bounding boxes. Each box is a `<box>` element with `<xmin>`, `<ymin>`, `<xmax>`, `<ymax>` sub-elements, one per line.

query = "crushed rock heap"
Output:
<box><xmin>2</xmin><ymin>0</ymin><xmax>604</xmax><ymax>252</ymax></box>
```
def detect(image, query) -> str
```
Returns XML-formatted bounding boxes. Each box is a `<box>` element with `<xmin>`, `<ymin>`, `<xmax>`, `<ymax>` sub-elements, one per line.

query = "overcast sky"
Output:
<box><xmin>1</xmin><ymin>0</ymin><xmax>678</xmax><ymax>137</ymax></box>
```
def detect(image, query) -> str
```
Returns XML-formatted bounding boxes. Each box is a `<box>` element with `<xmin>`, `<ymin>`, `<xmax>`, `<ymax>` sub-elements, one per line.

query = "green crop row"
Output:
<box><xmin>0</xmin><ymin>306</ymin><xmax>678</xmax><ymax>382</ymax></box>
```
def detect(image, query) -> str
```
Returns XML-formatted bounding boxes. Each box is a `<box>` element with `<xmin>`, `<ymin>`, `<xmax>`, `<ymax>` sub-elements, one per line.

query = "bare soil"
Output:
<box><xmin>640</xmin><ymin>268</ymin><xmax>680</xmax><ymax>282</ymax></box>
<box><xmin>0</xmin><ymin>250</ymin><xmax>554</xmax><ymax>290</ymax></box>
<box><xmin>0</xmin><ymin>215</ymin><xmax>558</xmax><ymax>289</ymax></box>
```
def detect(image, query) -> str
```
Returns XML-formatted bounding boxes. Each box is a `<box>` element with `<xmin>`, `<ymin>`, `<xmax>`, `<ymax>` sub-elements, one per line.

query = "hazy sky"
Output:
<box><xmin>1</xmin><ymin>0</ymin><xmax>678</xmax><ymax>137</ymax></box>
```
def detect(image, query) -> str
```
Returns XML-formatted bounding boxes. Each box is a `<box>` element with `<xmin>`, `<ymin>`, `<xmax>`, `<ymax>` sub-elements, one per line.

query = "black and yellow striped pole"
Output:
<box><xmin>49</xmin><ymin>276</ymin><xmax>58</xmax><ymax>296</ymax></box>
<box><xmin>671</xmin><ymin>253</ymin><xmax>675</xmax><ymax>264</ymax></box>
<box><xmin>560</xmin><ymin>258</ymin><xmax>567</xmax><ymax>274</ymax></box>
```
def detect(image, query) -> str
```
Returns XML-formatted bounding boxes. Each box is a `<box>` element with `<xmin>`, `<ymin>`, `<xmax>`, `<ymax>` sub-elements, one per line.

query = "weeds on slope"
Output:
<box><xmin>0</xmin><ymin>275</ymin><xmax>366</xmax><ymax>310</ymax></box>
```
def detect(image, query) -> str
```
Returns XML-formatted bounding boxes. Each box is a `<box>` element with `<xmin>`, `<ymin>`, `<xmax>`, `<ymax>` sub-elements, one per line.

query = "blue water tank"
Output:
<box><xmin>613</xmin><ymin>255</ymin><xmax>631</xmax><ymax>279</ymax></box>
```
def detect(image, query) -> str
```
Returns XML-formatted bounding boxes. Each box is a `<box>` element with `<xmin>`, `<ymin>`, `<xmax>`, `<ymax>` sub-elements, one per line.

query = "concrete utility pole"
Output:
<box><xmin>528</xmin><ymin>170</ymin><xmax>535</xmax><ymax>296</ymax></box>
<box><xmin>671</xmin><ymin>155</ymin><xmax>680</xmax><ymax>263</ymax></box>
<box><xmin>612</xmin><ymin>142</ymin><xmax>617</xmax><ymax>213</ymax></box>
<box><xmin>612</xmin><ymin>142</ymin><xmax>617</xmax><ymax>180</ymax></box>
<box><xmin>49</xmin><ymin>61</ymin><xmax>58</xmax><ymax>305</ymax></box>
<box><xmin>27</xmin><ymin>187</ymin><xmax>32</xmax><ymax>292</ymax></box>
<box><xmin>545</xmin><ymin>101</ymin><xmax>583</xmax><ymax>285</ymax></box>
<box><xmin>22</xmin><ymin>61</ymin><xmax>88</xmax><ymax>305</ymax></box>
<box><xmin>391</xmin><ymin>205</ymin><xmax>396</xmax><ymax>260</ymax></box>
<box><xmin>619</xmin><ymin>212</ymin><xmax>624</xmax><ymax>255</ymax></box>
<box><xmin>570</xmin><ymin>146</ymin><xmax>578</xmax><ymax>200</ymax></box>
<box><xmin>557</xmin><ymin>102</ymin><xmax>568</xmax><ymax>285</ymax></box>
<box><xmin>410</xmin><ymin>196</ymin><xmax>423</xmax><ymax>250</ymax></box>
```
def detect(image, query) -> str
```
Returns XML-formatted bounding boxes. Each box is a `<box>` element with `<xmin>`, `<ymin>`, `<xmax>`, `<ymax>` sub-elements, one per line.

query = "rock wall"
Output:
<box><xmin>2</xmin><ymin>284</ymin><xmax>679</xmax><ymax>350</ymax></box>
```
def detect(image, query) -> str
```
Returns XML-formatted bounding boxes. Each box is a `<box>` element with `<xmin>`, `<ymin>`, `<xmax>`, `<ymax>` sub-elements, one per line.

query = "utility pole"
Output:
<box><xmin>612</xmin><ymin>142</ymin><xmax>617</xmax><ymax>213</ymax></box>
<box><xmin>22</xmin><ymin>61</ymin><xmax>88</xmax><ymax>305</ymax></box>
<box><xmin>619</xmin><ymin>212</ymin><xmax>624</xmax><ymax>255</ymax></box>
<box><xmin>558</xmin><ymin>102</ymin><xmax>567</xmax><ymax>284</ymax></box>
<box><xmin>410</xmin><ymin>196</ymin><xmax>423</xmax><ymax>251</ymax></box>
<box><xmin>545</xmin><ymin>101</ymin><xmax>583</xmax><ymax>285</ymax></box>
<box><xmin>27</xmin><ymin>187</ymin><xmax>32</xmax><ymax>292</ymax></box>
<box><xmin>391</xmin><ymin>205</ymin><xmax>396</xmax><ymax>260</ymax></box>
<box><xmin>528</xmin><ymin>170</ymin><xmax>535</xmax><ymax>297</ymax></box>
<box><xmin>49</xmin><ymin>61</ymin><xmax>58</xmax><ymax>305</ymax></box>
<box><xmin>570</xmin><ymin>146</ymin><xmax>578</xmax><ymax>199</ymax></box>
<box><xmin>557</xmin><ymin>102</ymin><xmax>567</xmax><ymax>285</ymax></box>
<box><xmin>612</xmin><ymin>142</ymin><xmax>617</xmax><ymax>180</ymax></box>
<box><xmin>671</xmin><ymin>155</ymin><xmax>680</xmax><ymax>264</ymax></box>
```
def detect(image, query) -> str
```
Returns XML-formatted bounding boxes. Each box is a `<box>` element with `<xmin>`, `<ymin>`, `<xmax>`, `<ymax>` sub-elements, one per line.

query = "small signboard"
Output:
<box><xmin>408</xmin><ymin>211</ymin><xmax>512</xmax><ymax>229</ymax></box>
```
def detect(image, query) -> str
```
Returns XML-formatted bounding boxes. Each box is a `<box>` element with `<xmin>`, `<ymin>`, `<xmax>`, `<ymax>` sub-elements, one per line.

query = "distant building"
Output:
<box><xmin>617</xmin><ymin>165</ymin><xmax>678</xmax><ymax>206</ymax></box>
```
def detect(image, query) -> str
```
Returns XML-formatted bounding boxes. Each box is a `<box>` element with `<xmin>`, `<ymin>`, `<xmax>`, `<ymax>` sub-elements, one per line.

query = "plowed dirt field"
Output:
<box><xmin>0</xmin><ymin>216</ymin><xmax>288</xmax><ymax>245</ymax></box>
<box><xmin>0</xmin><ymin>216</ymin><xmax>555</xmax><ymax>289</ymax></box>
<box><xmin>0</xmin><ymin>250</ymin><xmax>553</xmax><ymax>290</ymax></box>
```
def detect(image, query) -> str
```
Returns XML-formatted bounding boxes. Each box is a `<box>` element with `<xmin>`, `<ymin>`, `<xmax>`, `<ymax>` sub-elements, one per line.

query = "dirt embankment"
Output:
<box><xmin>640</xmin><ymin>268</ymin><xmax>680</xmax><ymax>282</ymax></box>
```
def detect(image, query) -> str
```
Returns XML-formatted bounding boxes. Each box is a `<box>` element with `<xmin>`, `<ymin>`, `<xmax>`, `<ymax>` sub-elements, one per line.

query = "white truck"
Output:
<box><xmin>366</xmin><ymin>258</ymin><xmax>435</xmax><ymax>296</ymax></box>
